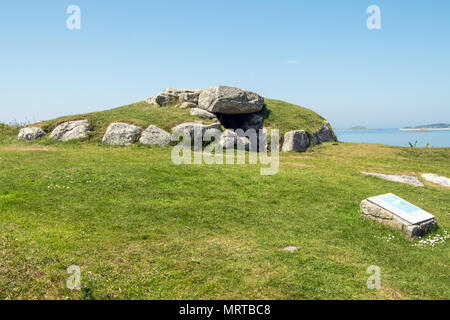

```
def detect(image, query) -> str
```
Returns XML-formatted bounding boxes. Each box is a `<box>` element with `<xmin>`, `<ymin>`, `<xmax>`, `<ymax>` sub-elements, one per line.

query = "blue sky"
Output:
<box><xmin>1</xmin><ymin>0</ymin><xmax>449</xmax><ymax>128</ymax></box>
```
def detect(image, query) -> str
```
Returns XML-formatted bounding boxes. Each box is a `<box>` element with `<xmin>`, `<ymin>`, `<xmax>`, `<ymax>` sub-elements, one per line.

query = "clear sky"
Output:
<box><xmin>1</xmin><ymin>0</ymin><xmax>449</xmax><ymax>128</ymax></box>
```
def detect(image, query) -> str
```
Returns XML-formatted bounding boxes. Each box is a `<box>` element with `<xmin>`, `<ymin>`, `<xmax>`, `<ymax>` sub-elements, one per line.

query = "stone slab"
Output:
<box><xmin>421</xmin><ymin>173</ymin><xmax>450</xmax><ymax>187</ymax></box>
<box><xmin>361</xmin><ymin>172</ymin><xmax>424</xmax><ymax>187</ymax></box>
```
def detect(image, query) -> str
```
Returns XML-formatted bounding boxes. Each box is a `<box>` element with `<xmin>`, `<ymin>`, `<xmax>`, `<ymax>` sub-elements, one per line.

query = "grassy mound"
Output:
<box><xmin>263</xmin><ymin>99</ymin><xmax>326</xmax><ymax>135</ymax></box>
<box><xmin>11</xmin><ymin>98</ymin><xmax>327</xmax><ymax>144</ymax></box>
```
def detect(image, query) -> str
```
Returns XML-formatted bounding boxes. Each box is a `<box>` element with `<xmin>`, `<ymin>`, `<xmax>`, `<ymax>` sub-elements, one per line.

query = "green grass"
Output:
<box><xmin>263</xmin><ymin>99</ymin><xmax>326</xmax><ymax>135</ymax></box>
<box><xmin>0</xmin><ymin>139</ymin><xmax>448</xmax><ymax>300</ymax></box>
<box><xmin>0</xmin><ymin>124</ymin><xmax>19</xmax><ymax>138</ymax></box>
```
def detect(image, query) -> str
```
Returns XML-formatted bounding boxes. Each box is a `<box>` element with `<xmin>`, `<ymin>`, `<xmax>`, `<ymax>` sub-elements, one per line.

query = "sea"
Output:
<box><xmin>335</xmin><ymin>129</ymin><xmax>450</xmax><ymax>148</ymax></box>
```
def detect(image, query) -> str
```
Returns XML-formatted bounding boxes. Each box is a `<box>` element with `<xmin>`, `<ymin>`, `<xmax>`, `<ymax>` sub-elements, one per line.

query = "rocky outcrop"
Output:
<box><xmin>50</xmin><ymin>120</ymin><xmax>90</xmax><ymax>141</ymax></box>
<box><xmin>198</xmin><ymin>86</ymin><xmax>264</xmax><ymax>115</ymax></box>
<box><xmin>139</xmin><ymin>125</ymin><xmax>171</xmax><ymax>146</ymax></box>
<box><xmin>146</xmin><ymin>89</ymin><xmax>201</xmax><ymax>106</ymax></box>
<box><xmin>190</xmin><ymin>108</ymin><xmax>218</xmax><ymax>121</ymax></box>
<box><xmin>145</xmin><ymin>96</ymin><xmax>159</xmax><ymax>105</ymax></box>
<box><xmin>18</xmin><ymin>127</ymin><xmax>45</xmax><ymax>141</ymax></box>
<box><xmin>312</xmin><ymin>121</ymin><xmax>336</xmax><ymax>144</ymax></box>
<box><xmin>361</xmin><ymin>172</ymin><xmax>424</xmax><ymax>187</ymax></box>
<box><xmin>178</xmin><ymin>90</ymin><xmax>201</xmax><ymax>104</ymax></box>
<box><xmin>282</xmin><ymin>130</ymin><xmax>310</xmax><ymax>152</ymax></box>
<box><xmin>102</xmin><ymin>122</ymin><xmax>142</xmax><ymax>146</ymax></box>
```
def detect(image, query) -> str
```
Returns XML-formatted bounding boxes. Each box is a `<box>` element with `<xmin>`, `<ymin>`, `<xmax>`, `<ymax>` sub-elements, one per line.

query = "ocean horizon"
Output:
<box><xmin>335</xmin><ymin>128</ymin><xmax>450</xmax><ymax>148</ymax></box>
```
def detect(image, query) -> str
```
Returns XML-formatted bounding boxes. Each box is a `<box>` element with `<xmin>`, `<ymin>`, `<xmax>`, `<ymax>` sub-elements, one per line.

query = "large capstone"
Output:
<box><xmin>282</xmin><ymin>130</ymin><xmax>310</xmax><ymax>152</ymax></box>
<box><xmin>139</xmin><ymin>125</ymin><xmax>171</xmax><ymax>146</ymax></box>
<box><xmin>198</xmin><ymin>86</ymin><xmax>264</xmax><ymax>115</ymax></box>
<box><xmin>50</xmin><ymin>120</ymin><xmax>90</xmax><ymax>141</ymax></box>
<box><xmin>18</xmin><ymin>127</ymin><xmax>45</xmax><ymax>141</ymax></box>
<box><xmin>102</xmin><ymin>122</ymin><xmax>142</xmax><ymax>146</ymax></box>
<box><xmin>146</xmin><ymin>88</ymin><xmax>201</xmax><ymax>106</ymax></box>
<box><xmin>312</xmin><ymin>121</ymin><xmax>336</xmax><ymax>144</ymax></box>
<box><xmin>178</xmin><ymin>90</ymin><xmax>201</xmax><ymax>104</ymax></box>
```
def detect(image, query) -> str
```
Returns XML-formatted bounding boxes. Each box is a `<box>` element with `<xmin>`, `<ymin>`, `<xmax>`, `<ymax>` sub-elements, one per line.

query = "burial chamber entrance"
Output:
<box><xmin>213</xmin><ymin>109</ymin><xmax>268</xmax><ymax>132</ymax></box>
<box><xmin>213</xmin><ymin>109</ymin><xmax>270</xmax><ymax>151</ymax></box>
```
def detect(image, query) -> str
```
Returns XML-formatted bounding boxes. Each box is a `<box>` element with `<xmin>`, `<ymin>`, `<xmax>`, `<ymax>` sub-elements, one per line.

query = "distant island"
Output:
<box><xmin>346</xmin><ymin>126</ymin><xmax>381</xmax><ymax>131</ymax></box>
<box><xmin>403</xmin><ymin>123</ymin><xmax>450</xmax><ymax>129</ymax></box>
<box><xmin>347</xmin><ymin>126</ymin><xmax>368</xmax><ymax>131</ymax></box>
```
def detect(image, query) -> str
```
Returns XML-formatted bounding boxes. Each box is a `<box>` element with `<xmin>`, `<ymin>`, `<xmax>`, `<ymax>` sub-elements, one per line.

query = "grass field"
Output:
<box><xmin>0</xmin><ymin>138</ymin><xmax>448</xmax><ymax>300</ymax></box>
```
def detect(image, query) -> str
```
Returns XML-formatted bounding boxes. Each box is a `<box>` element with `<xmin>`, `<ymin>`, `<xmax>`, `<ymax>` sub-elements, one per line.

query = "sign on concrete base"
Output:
<box><xmin>361</xmin><ymin>193</ymin><xmax>437</xmax><ymax>237</ymax></box>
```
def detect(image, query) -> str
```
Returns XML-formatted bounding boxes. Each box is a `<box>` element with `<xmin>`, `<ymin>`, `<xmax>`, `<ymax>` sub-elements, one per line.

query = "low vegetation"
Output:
<box><xmin>0</xmin><ymin>123</ymin><xmax>19</xmax><ymax>138</ymax></box>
